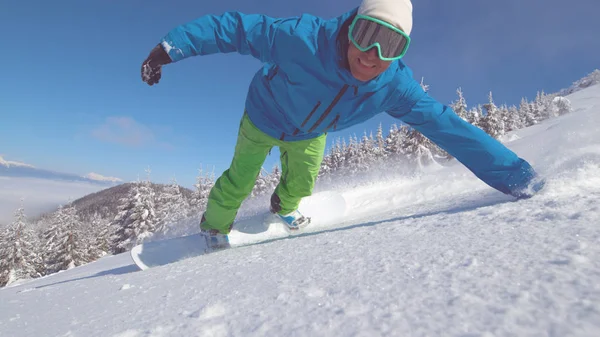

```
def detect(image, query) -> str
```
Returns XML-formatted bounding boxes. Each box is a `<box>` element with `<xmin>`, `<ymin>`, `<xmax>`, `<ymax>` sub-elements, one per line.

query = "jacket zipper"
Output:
<box><xmin>267</xmin><ymin>66</ymin><xmax>279</xmax><ymax>81</ymax></box>
<box><xmin>293</xmin><ymin>101</ymin><xmax>322</xmax><ymax>136</ymax></box>
<box><xmin>308</xmin><ymin>84</ymin><xmax>349</xmax><ymax>133</ymax></box>
<box><xmin>324</xmin><ymin>114</ymin><xmax>341</xmax><ymax>132</ymax></box>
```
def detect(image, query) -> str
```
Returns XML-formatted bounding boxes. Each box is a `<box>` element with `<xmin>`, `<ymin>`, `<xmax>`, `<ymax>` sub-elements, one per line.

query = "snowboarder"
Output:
<box><xmin>141</xmin><ymin>0</ymin><xmax>544</xmax><ymax>251</ymax></box>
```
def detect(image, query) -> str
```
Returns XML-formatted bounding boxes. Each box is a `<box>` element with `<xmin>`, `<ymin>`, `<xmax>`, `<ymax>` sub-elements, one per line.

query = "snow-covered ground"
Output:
<box><xmin>1</xmin><ymin>85</ymin><xmax>599</xmax><ymax>337</ymax></box>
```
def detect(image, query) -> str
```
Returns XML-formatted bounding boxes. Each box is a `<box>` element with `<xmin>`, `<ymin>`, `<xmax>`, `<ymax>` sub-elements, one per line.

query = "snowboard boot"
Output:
<box><xmin>270</xmin><ymin>192</ymin><xmax>311</xmax><ymax>231</ymax></box>
<box><xmin>200</xmin><ymin>214</ymin><xmax>231</xmax><ymax>252</ymax></box>
<box><xmin>276</xmin><ymin>209</ymin><xmax>311</xmax><ymax>231</ymax></box>
<box><xmin>200</xmin><ymin>228</ymin><xmax>230</xmax><ymax>252</ymax></box>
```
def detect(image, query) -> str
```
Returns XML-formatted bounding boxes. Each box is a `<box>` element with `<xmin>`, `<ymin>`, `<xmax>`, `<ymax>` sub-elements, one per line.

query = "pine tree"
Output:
<box><xmin>551</xmin><ymin>96</ymin><xmax>573</xmax><ymax>116</ymax></box>
<box><xmin>191</xmin><ymin>166</ymin><xmax>215</xmax><ymax>212</ymax></box>
<box><xmin>385</xmin><ymin>124</ymin><xmax>400</xmax><ymax>155</ymax></box>
<box><xmin>42</xmin><ymin>208</ymin><xmax>64</xmax><ymax>274</ymax></box>
<box><xmin>560</xmin><ymin>69</ymin><xmax>600</xmax><ymax>95</ymax></box>
<box><xmin>344</xmin><ymin>135</ymin><xmax>361</xmax><ymax>175</ymax></box>
<box><xmin>156</xmin><ymin>178</ymin><xmax>189</xmax><ymax>233</ymax></box>
<box><xmin>251</xmin><ymin>168</ymin><xmax>271</xmax><ymax>197</ymax></box>
<box><xmin>319</xmin><ymin>150</ymin><xmax>333</xmax><ymax>178</ymax></box>
<box><xmin>499</xmin><ymin>104</ymin><xmax>512</xmax><ymax>132</ymax></box>
<box><xmin>357</xmin><ymin>132</ymin><xmax>376</xmax><ymax>172</ymax></box>
<box><xmin>520</xmin><ymin>98</ymin><xmax>537</xmax><ymax>127</ymax></box>
<box><xmin>329</xmin><ymin>138</ymin><xmax>346</xmax><ymax>174</ymax></box>
<box><xmin>403</xmin><ymin>128</ymin><xmax>436</xmax><ymax>168</ymax></box>
<box><xmin>467</xmin><ymin>105</ymin><xmax>483</xmax><ymax>127</ymax></box>
<box><xmin>0</xmin><ymin>205</ymin><xmax>41</xmax><ymax>287</ymax></box>
<box><xmin>481</xmin><ymin>91</ymin><xmax>505</xmax><ymax>139</ymax></box>
<box><xmin>385</xmin><ymin>124</ymin><xmax>410</xmax><ymax>162</ymax></box>
<box><xmin>110</xmin><ymin>176</ymin><xmax>158</xmax><ymax>254</ymax></box>
<box><xmin>374</xmin><ymin>123</ymin><xmax>387</xmax><ymax>163</ymax></box>
<box><xmin>88</xmin><ymin>212</ymin><xmax>112</xmax><ymax>259</ymax></box>
<box><xmin>451</xmin><ymin>88</ymin><xmax>469</xmax><ymax>121</ymax></box>
<box><xmin>47</xmin><ymin>203</ymin><xmax>90</xmax><ymax>272</ymax></box>
<box><xmin>505</xmin><ymin>105</ymin><xmax>522</xmax><ymax>132</ymax></box>
<box><xmin>267</xmin><ymin>165</ymin><xmax>281</xmax><ymax>191</ymax></box>
<box><xmin>534</xmin><ymin>90</ymin><xmax>553</xmax><ymax>121</ymax></box>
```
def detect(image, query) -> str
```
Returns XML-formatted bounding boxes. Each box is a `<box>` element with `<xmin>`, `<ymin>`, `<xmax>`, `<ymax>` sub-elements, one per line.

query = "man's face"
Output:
<box><xmin>347</xmin><ymin>41</ymin><xmax>392</xmax><ymax>82</ymax></box>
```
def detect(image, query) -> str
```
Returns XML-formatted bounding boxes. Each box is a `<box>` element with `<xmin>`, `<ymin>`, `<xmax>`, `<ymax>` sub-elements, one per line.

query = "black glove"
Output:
<box><xmin>141</xmin><ymin>44</ymin><xmax>172</xmax><ymax>86</ymax></box>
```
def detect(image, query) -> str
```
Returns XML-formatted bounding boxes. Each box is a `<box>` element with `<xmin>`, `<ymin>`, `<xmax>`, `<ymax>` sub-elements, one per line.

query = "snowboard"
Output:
<box><xmin>130</xmin><ymin>191</ymin><xmax>346</xmax><ymax>270</ymax></box>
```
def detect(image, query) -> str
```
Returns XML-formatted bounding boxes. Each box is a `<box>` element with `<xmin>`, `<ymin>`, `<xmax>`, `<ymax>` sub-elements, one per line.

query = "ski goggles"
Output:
<box><xmin>348</xmin><ymin>14</ymin><xmax>411</xmax><ymax>61</ymax></box>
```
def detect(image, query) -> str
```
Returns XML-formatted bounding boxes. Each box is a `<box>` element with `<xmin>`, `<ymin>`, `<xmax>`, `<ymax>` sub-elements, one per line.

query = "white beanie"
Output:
<box><xmin>358</xmin><ymin>0</ymin><xmax>413</xmax><ymax>36</ymax></box>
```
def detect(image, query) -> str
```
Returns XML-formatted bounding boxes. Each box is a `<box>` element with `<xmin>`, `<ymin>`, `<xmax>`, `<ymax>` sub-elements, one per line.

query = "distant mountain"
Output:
<box><xmin>69</xmin><ymin>182</ymin><xmax>194</xmax><ymax>220</ymax></box>
<box><xmin>83</xmin><ymin>172</ymin><xmax>123</xmax><ymax>183</ymax></box>
<box><xmin>0</xmin><ymin>156</ymin><xmax>121</xmax><ymax>187</ymax></box>
<box><xmin>0</xmin><ymin>156</ymin><xmax>35</xmax><ymax>169</ymax></box>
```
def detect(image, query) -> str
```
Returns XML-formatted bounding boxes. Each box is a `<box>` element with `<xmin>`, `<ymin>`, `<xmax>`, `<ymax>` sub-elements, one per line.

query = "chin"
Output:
<box><xmin>351</xmin><ymin>70</ymin><xmax>376</xmax><ymax>82</ymax></box>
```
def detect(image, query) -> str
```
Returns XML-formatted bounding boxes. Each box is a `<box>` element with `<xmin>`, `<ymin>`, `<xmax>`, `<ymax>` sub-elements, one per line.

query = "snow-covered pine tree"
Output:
<box><xmin>324</xmin><ymin>138</ymin><xmax>346</xmax><ymax>176</ymax></box>
<box><xmin>497</xmin><ymin>103</ymin><xmax>507</xmax><ymax>128</ymax></box>
<box><xmin>88</xmin><ymin>212</ymin><xmax>112</xmax><ymax>259</ymax></box>
<box><xmin>384</xmin><ymin>124</ymin><xmax>401</xmax><ymax>161</ymax></box>
<box><xmin>505</xmin><ymin>105</ymin><xmax>523</xmax><ymax>132</ymax></box>
<box><xmin>41</xmin><ymin>205</ymin><xmax>69</xmax><ymax>274</ymax></box>
<box><xmin>374</xmin><ymin>123</ymin><xmax>387</xmax><ymax>163</ymax></box>
<box><xmin>357</xmin><ymin>131</ymin><xmax>376</xmax><ymax>172</ymax></box>
<box><xmin>0</xmin><ymin>204</ymin><xmax>41</xmax><ymax>287</ymax></box>
<box><xmin>0</xmin><ymin>228</ymin><xmax>6</xmax><ymax>285</ymax></box>
<box><xmin>268</xmin><ymin>165</ymin><xmax>281</xmax><ymax>191</ymax></box>
<box><xmin>534</xmin><ymin>90</ymin><xmax>553</xmax><ymax>121</ymax></box>
<box><xmin>321</xmin><ymin>139</ymin><xmax>337</xmax><ymax>179</ymax></box>
<box><xmin>450</xmin><ymin>87</ymin><xmax>469</xmax><ymax>122</ymax></box>
<box><xmin>385</xmin><ymin>124</ymin><xmax>399</xmax><ymax>156</ymax></box>
<box><xmin>481</xmin><ymin>91</ymin><xmax>505</xmax><ymax>139</ymax></box>
<box><xmin>559</xmin><ymin>69</ymin><xmax>600</xmax><ymax>95</ymax></box>
<box><xmin>528</xmin><ymin>97</ymin><xmax>541</xmax><ymax>122</ymax></box>
<box><xmin>191</xmin><ymin>166</ymin><xmax>215</xmax><ymax>212</ymax></box>
<box><xmin>467</xmin><ymin>105</ymin><xmax>483</xmax><ymax>128</ymax></box>
<box><xmin>319</xmin><ymin>148</ymin><xmax>333</xmax><ymax>178</ymax></box>
<box><xmin>44</xmin><ymin>203</ymin><xmax>90</xmax><ymax>273</ymax></box>
<box><xmin>520</xmin><ymin>98</ymin><xmax>537</xmax><ymax>127</ymax></box>
<box><xmin>344</xmin><ymin>135</ymin><xmax>361</xmax><ymax>175</ymax></box>
<box><xmin>403</xmin><ymin>128</ymin><xmax>437</xmax><ymax>168</ymax></box>
<box><xmin>339</xmin><ymin>138</ymin><xmax>349</xmax><ymax>172</ymax></box>
<box><xmin>155</xmin><ymin>177</ymin><xmax>189</xmax><ymax>234</ymax></box>
<box><xmin>251</xmin><ymin>168</ymin><xmax>271</xmax><ymax>198</ymax></box>
<box><xmin>110</xmin><ymin>176</ymin><xmax>158</xmax><ymax>254</ymax></box>
<box><xmin>551</xmin><ymin>96</ymin><xmax>573</xmax><ymax>116</ymax></box>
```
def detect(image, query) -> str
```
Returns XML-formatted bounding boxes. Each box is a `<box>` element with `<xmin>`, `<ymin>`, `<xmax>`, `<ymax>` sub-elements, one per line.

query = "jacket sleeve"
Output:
<box><xmin>386</xmin><ymin>77</ymin><xmax>541</xmax><ymax>198</ymax></box>
<box><xmin>159</xmin><ymin>11</ymin><xmax>306</xmax><ymax>64</ymax></box>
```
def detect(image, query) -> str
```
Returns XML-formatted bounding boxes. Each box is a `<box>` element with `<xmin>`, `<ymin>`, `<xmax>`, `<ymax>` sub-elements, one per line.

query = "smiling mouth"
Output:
<box><xmin>357</xmin><ymin>57</ymin><xmax>376</xmax><ymax>69</ymax></box>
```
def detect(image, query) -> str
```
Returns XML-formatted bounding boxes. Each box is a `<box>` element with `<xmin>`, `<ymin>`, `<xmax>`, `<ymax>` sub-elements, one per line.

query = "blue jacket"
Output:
<box><xmin>160</xmin><ymin>8</ymin><xmax>541</xmax><ymax>198</ymax></box>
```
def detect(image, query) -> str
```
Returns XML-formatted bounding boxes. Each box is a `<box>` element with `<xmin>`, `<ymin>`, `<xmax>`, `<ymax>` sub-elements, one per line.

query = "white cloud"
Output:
<box><xmin>91</xmin><ymin>116</ymin><xmax>156</xmax><ymax>147</ymax></box>
<box><xmin>84</xmin><ymin>172</ymin><xmax>123</xmax><ymax>183</ymax></box>
<box><xmin>0</xmin><ymin>155</ymin><xmax>35</xmax><ymax>169</ymax></box>
<box><xmin>0</xmin><ymin>177</ymin><xmax>107</xmax><ymax>225</ymax></box>
<box><xmin>90</xmin><ymin>116</ymin><xmax>175</xmax><ymax>150</ymax></box>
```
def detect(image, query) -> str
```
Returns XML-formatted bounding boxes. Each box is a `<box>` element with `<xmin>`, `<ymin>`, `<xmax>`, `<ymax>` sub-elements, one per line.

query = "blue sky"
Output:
<box><xmin>1</xmin><ymin>0</ymin><xmax>598</xmax><ymax>189</ymax></box>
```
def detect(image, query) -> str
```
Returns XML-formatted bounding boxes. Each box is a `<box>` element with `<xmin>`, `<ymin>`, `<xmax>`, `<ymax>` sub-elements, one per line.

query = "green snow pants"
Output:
<box><xmin>201</xmin><ymin>112</ymin><xmax>326</xmax><ymax>234</ymax></box>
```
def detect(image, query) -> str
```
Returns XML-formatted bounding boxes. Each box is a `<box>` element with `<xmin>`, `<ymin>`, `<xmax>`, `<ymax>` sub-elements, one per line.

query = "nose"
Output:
<box><xmin>365</xmin><ymin>47</ymin><xmax>378</xmax><ymax>60</ymax></box>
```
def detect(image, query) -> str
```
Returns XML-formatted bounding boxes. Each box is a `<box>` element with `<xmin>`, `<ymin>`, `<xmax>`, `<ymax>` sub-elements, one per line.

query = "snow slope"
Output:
<box><xmin>1</xmin><ymin>85</ymin><xmax>600</xmax><ymax>337</ymax></box>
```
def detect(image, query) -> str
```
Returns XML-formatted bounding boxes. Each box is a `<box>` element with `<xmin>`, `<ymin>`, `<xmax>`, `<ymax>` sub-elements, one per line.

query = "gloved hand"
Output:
<box><xmin>141</xmin><ymin>44</ymin><xmax>172</xmax><ymax>86</ymax></box>
<box><xmin>511</xmin><ymin>175</ymin><xmax>546</xmax><ymax>200</ymax></box>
